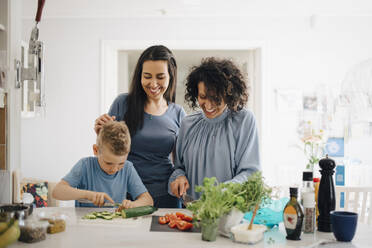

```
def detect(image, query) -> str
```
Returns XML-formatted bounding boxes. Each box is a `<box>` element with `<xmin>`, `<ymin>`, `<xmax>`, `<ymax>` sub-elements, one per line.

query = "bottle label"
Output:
<box><xmin>284</xmin><ymin>205</ymin><xmax>298</xmax><ymax>230</ymax></box>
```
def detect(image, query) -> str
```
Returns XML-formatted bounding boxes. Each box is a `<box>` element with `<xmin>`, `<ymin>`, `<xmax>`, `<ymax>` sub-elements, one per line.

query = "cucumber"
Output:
<box><xmin>103</xmin><ymin>215</ymin><xmax>113</xmax><ymax>220</ymax></box>
<box><xmin>121</xmin><ymin>206</ymin><xmax>157</xmax><ymax>218</ymax></box>
<box><xmin>85</xmin><ymin>214</ymin><xmax>96</xmax><ymax>219</ymax></box>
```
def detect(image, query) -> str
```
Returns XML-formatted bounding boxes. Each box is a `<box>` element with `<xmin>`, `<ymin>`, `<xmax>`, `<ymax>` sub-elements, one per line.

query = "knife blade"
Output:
<box><xmin>181</xmin><ymin>194</ymin><xmax>194</xmax><ymax>206</ymax></box>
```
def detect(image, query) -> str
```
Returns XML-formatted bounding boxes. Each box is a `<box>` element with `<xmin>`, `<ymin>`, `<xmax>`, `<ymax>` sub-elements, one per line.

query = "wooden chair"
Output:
<box><xmin>335</xmin><ymin>186</ymin><xmax>372</xmax><ymax>225</ymax></box>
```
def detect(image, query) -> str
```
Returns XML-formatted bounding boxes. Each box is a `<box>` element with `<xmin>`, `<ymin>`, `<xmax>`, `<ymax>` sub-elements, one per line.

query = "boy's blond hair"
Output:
<box><xmin>97</xmin><ymin>121</ymin><xmax>131</xmax><ymax>156</ymax></box>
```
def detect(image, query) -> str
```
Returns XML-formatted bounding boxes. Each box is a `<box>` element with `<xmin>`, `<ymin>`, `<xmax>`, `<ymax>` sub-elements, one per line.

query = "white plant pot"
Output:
<box><xmin>218</xmin><ymin>208</ymin><xmax>244</xmax><ymax>237</ymax></box>
<box><xmin>230</xmin><ymin>223</ymin><xmax>267</xmax><ymax>244</ymax></box>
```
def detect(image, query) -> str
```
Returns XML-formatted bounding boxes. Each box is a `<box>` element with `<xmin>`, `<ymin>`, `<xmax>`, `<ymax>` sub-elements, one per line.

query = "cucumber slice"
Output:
<box><xmin>82</xmin><ymin>214</ymin><xmax>97</xmax><ymax>219</ymax></box>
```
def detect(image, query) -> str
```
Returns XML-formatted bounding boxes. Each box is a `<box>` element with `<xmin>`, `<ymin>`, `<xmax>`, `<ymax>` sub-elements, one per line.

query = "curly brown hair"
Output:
<box><xmin>97</xmin><ymin>121</ymin><xmax>131</xmax><ymax>156</ymax></box>
<box><xmin>185</xmin><ymin>57</ymin><xmax>249</xmax><ymax>112</ymax></box>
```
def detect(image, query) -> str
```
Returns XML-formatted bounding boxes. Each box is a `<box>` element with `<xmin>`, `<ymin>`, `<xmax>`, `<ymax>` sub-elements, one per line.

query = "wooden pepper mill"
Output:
<box><xmin>317</xmin><ymin>154</ymin><xmax>336</xmax><ymax>232</ymax></box>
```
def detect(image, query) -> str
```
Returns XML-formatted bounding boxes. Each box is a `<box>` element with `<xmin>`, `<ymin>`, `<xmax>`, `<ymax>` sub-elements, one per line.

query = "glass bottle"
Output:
<box><xmin>301</xmin><ymin>171</ymin><xmax>314</xmax><ymax>205</ymax></box>
<box><xmin>283</xmin><ymin>187</ymin><xmax>304</xmax><ymax>240</ymax></box>
<box><xmin>303</xmin><ymin>192</ymin><xmax>316</xmax><ymax>233</ymax></box>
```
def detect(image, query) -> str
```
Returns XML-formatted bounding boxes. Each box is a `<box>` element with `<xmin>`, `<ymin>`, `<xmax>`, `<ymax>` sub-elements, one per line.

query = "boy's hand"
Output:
<box><xmin>87</xmin><ymin>191</ymin><xmax>114</xmax><ymax>207</ymax></box>
<box><xmin>94</xmin><ymin>114</ymin><xmax>116</xmax><ymax>134</ymax></box>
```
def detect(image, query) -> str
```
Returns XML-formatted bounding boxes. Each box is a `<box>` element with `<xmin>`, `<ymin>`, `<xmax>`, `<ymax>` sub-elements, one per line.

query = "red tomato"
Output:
<box><xmin>158</xmin><ymin>216</ymin><xmax>169</xmax><ymax>224</ymax></box>
<box><xmin>175</xmin><ymin>212</ymin><xmax>185</xmax><ymax>219</ymax></box>
<box><xmin>176</xmin><ymin>220</ymin><xmax>193</xmax><ymax>231</ymax></box>
<box><xmin>181</xmin><ymin>215</ymin><xmax>193</xmax><ymax>222</ymax></box>
<box><xmin>167</xmin><ymin>213</ymin><xmax>180</xmax><ymax>222</ymax></box>
<box><xmin>168</xmin><ymin>221</ymin><xmax>177</xmax><ymax>228</ymax></box>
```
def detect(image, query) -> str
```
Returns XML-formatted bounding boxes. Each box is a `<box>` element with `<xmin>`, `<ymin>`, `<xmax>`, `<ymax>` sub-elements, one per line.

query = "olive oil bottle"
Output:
<box><xmin>283</xmin><ymin>187</ymin><xmax>304</xmax><ymax>240</ymax></box>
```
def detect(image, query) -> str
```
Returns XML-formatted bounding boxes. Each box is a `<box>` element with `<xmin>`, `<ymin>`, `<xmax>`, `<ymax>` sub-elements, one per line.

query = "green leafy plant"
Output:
<box><xmin>187</xmin><ymin>173</ymin><xmax>271</xmax><ymax>231</ymax></box>
<box><xmin>186</xmin><ymin>177</ymin><xmax>230</xmax><ymax>222</ymax></box>
<box><xmin>223</xmin><ymin>172</ymin><xmax>272</xmax><ymax>230</ymax></box>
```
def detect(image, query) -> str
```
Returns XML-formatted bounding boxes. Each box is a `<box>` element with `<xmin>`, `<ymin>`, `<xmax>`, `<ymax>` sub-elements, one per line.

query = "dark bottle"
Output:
<box><xmin>317</xmin><ymin>154</ymin><xmax>336</xmax><ymax>232</ymax></box>
<box><xmin>283</xmin><ymin>187</ymin><xmax>304</xmax><ymax>240</ymax></box>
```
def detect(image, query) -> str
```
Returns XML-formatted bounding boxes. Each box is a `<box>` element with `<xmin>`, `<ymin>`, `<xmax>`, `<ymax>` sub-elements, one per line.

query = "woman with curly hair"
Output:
<box><xmin>169</xmin><ymin>57</ymin><xmax>261</xmax><ymax>200</ymax></box>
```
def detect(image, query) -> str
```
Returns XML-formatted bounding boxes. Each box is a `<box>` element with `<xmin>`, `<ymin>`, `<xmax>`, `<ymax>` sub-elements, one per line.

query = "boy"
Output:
<box><xmin>53</xmin><ymin>121</ymin><xmax>153</xmax><ymax>208</ymax></box>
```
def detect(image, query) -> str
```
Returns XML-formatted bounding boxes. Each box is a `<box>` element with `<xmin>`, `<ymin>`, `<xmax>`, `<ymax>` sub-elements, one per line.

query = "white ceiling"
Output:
<box><xmin>22</xmin><ymin>0</ymin><xmax>372</xmax><ymax>19</ymax></box>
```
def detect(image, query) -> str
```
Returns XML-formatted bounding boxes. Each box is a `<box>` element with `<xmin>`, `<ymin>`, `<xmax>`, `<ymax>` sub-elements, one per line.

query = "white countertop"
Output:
<box><xmin>9</xmin><ymin>207</ymin><xmax>372</xmax><ymax>248</ymax></box>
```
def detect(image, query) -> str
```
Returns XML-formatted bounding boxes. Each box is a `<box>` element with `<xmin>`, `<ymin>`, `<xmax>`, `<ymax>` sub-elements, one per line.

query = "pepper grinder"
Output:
<box><xmin>317</xmin><ymin>154</ymin><xmax>336</xmax><ymax>232</ymax></box>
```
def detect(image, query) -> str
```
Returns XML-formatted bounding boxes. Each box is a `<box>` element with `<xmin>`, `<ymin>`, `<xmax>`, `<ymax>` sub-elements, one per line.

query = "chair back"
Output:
<box><xmin>335</xmin><ymin>186</ymin><xmax>372</xmax><ymax>225</ymax></box>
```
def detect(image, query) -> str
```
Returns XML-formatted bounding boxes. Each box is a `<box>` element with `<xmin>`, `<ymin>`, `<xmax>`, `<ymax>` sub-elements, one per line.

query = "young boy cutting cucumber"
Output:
<box><xmin>53</xmin><ymin>121</ymin><xmax>153</xmax><ymax>208</ymax></box>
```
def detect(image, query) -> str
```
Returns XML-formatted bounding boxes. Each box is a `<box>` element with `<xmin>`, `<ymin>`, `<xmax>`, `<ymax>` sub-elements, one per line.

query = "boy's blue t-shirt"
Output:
<box><xmin>63</xmin><ymin>156</ymin><xmax>147</xmax><ymax>207</ymax></box>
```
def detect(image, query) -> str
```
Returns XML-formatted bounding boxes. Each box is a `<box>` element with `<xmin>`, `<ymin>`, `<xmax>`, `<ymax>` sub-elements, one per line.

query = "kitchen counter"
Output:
<box><xmin>9</xmin><ymin>207</ymin><xmax>372</xmax><ymax>248</ymax></box>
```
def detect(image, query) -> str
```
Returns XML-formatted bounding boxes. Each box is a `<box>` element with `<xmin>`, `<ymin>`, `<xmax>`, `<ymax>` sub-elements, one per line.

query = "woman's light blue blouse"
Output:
<box><xmin>168</xmin><ymin>108</ymin><xmax>261</xmax><ymax>200</ymax></box>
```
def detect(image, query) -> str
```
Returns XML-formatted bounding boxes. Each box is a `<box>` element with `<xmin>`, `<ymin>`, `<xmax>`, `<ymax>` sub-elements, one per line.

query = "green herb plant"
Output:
<box><xmin>186</xmin><ymin>177</ymin><xmax>230</xmax><ymax>224</ymax></box>
<box><xmin>223</xmin><ymin>172</ymin><xmax>272</xmax><ymax>230</ymax></box>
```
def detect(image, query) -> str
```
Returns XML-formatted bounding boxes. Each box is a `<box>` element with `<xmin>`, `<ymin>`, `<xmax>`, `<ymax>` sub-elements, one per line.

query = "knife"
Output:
<box><xmin>181</xmin><ymin>194</ymin><xmax>195</xmax><ymax>206</ymax></box>
<box><xmin>77</xmin><ymin>199</ymin><xmax>121</xmax><ymax>207</ymax></box>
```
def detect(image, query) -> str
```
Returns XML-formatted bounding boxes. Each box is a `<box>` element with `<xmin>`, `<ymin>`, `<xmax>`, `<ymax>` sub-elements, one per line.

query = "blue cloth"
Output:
<box><xmin>63</xmin><ymin>157</ymin><xmax>147</xmax><ymax>207</ymax></box>
<box><xmin>169</xmin><ymin>108</ymin><xmax>261</xmax><ymax>200</ymax></box>
<box><xmin>109</xmin><ymin>93</ymin><xmax>186</xmax><ymax>198</ymax></box>
<box><xmin>243</xmin><ymin>197</ymin><xmax>289</xmax><ymax>228</ymax></box>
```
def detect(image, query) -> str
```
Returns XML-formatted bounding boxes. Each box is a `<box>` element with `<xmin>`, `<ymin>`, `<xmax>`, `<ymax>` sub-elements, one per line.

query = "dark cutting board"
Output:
<box><xmin>149</xmin><ymin>216</ymin><xmax>201</xmax><ymax>233</ymax></box>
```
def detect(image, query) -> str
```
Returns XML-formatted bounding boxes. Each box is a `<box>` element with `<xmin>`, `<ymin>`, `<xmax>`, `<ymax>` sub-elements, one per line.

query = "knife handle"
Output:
<box><xmin>35</xmin><ymin>0</ymin><xmax>46</xmax><ymax>23</ymax></box>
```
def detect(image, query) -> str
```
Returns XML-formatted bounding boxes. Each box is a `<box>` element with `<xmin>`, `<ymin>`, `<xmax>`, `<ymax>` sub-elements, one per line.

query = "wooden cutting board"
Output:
<box><xmin>149</xmin><ymin>216</ymin><xmax>201</xmax><ymax>233</ymax></box>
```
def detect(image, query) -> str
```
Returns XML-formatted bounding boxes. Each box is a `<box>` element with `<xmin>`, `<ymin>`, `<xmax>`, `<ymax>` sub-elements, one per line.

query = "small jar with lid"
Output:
<box><xmin>38</xmin><ymin>212</ymin><xmax>67</xmax><ymax>234</ymax></box>
<box><xmin>19</xmin><ymin>219</ymin><xmax>49</xmax><ymax>243</ymax></box>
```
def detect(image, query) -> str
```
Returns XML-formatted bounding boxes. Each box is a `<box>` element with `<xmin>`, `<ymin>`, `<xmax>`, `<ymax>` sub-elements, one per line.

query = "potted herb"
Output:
<box><xmin>187</xmin><ymin>177</ymin><xmax>230</xmax><ymax>242</ymax></box>
<box><xmin>218</xmin><ymin>182</ymin><xmax>246</xmax><ymax>237</ymax></box>
<box><xmin>229</xmin><ymin>172</ymin><xmax>272</xmax><ymax>244</ymax></box>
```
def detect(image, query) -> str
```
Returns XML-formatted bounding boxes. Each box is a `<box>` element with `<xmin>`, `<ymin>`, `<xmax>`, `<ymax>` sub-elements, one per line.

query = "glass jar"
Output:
<box><xmin>19</xmin><ymin>219</ymin><xmax>49</xmax><ymax>243</ymax></box>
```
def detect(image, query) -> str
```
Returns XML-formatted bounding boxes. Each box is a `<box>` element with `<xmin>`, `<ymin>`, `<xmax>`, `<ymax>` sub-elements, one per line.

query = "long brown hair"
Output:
<box><xmin>124</xmin><ymin>45</ymin><xmax>177</xmax><ymax>136</ymax></box>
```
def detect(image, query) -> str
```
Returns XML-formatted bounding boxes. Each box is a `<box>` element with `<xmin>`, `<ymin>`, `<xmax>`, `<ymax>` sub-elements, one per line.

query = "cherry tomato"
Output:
<box><xmin>181</xmin><ymin>215</ymin><xmax>193</xmax><ymax>222</ymax></box>
<box><xmin>168</xmin><ymin>221</ymin><xmax>177</xmax><ymax>228</ymax></box>
<box><xmin>167</xmin><ymin>213</ymin><xmax>180</xmax><ymax>222</ymax></box>
<box><xmin>176</xmin><ymin>220</ymin><xmax>193</xmax><ymax>231</ymax></box>
<box><xmin>158</xmin><ymin>216</ymin><xmax>169</xmax><ymax>224</ymax></box>
<box><xmin>176</xmin><ymin>212</ymin><xmax>185</xmax><ymax>219</ymax></box>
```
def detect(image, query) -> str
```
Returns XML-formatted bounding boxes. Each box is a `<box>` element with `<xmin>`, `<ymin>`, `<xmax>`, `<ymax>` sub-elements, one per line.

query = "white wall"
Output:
<box><xmin>20</xmin><ymin>15</ymin><xmax>372</xmax><ymax>186</ymax></box>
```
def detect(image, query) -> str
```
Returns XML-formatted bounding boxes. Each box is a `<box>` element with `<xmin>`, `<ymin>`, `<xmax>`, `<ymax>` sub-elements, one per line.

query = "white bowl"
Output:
<box><xmin>218</xmin><ymin>208</ymin><xmax>244</xmax><ymax>237</ymax></box>
<box><xmin>230</xmin><ymin>223</ymin><xmax>267</xmax><ymax>244</ymax></box>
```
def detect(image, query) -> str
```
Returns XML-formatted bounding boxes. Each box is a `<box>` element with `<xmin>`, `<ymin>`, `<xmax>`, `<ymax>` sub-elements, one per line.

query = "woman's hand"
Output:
<box><xmin>87</xmin><ymin>191</ymin><xmax>114</xmax><ymax>207</ymax></box>
<box><xmin>94</xmin><ymin>114</ymin><xmax>116</xmax><ymax>134</ymax></box>
<box><xmin>170</xmin><ymin>176</ymin><xmax>190</xmax><ymax>198</ymax></box>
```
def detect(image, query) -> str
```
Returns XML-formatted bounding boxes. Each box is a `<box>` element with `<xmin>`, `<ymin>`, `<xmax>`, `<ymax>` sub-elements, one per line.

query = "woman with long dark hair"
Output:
<box><xmin>95</xmin><ymin>45</ymin><xmax>186</xmax><ymax>208</ymax></box>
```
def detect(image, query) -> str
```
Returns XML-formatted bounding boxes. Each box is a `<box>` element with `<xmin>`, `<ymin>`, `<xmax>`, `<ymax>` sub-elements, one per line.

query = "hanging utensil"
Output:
<box><xmin>15</xmin><ymin>0</ymin><xmax>46</xmax><ymax>108</ymax></box>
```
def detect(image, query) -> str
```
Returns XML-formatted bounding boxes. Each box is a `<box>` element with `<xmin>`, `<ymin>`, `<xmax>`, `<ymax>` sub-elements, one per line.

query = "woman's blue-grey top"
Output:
<box><xmin>168</xmin><ymin>108</ymin><xmax>261</xmax><ymax>200</ymax></box>
<box><xmin>109</xmin><ymin>93</ymin><xmax>186</xmax><ymax>198</ymax></box>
